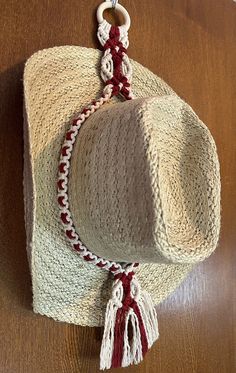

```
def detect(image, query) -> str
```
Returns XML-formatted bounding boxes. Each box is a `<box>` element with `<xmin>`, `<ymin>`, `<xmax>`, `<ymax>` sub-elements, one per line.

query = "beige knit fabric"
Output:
<box><xmin>23</xmin><ymin>46</ymin><xmax>220</xmax><ymax>327</ymax></box>
<box><xmin>70</xmin><ymin>96</ymin><xmax>220</xmax><ymax>264</ymax></box>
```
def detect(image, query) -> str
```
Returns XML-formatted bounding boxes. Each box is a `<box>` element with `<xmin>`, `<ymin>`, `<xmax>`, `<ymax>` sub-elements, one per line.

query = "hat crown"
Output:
<box><xmin>69</xmin><ymin>95</ymin><xmax>220</xmax><ymax>264</ymax></box>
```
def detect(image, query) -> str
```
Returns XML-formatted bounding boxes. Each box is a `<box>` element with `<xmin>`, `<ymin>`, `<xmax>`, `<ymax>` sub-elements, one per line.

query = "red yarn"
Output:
<box><xmin>66</xmin><ymin>131</ymin><xmax>75</xmax><ymax>141</ymax></box>
<box><xmin>57</xmin><ymin>179</ymin><xmax>64</xmax><ymax>191</ymax></box>
<box><xmin>58</xmin><ymin>196</ymin><xmax>66</xmax><ymax>207</ymax></box>
<box><xmin>59</xmin><ymin>163</ymin><xmax>66</xmax><ymax>173</ymax></box>
<box><xmin>65</xmin><ymin>230</ymin><xmax>76</xmax><ymax>240</ymax></box>
<box><xmin>103</xmin><ymin>26</ymin><xmax>131</xmax><ymax>100</ymax></box>
<box><xmin>61</xmin><ymin>146</ymin><xmax>69</xmax><ymax>156</ymax></box>
<box><xmin>111</xmin><ymin>307</ymin><xmax>127</xmax><ymax>368</ymax></box>
<box><xmin>111</xmin><ymin>272</ymin><xmax>148</xmax><ymax>368</ymax></box>
<box><xmin>60</xmin><ymin>212</ymin><xmax>69</xmax><ymax>224</ymax></box>
<box><xmin>73</xmin><ymin>243</ymin><xmax>82</xmax><ymax>252</ymax></box>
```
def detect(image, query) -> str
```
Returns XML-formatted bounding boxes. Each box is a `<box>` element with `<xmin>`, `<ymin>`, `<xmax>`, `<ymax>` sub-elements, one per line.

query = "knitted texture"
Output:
<box><xmin>69</xmin><ymin>96</ymin><xmax>220</xmax><ymax>264</ymax></box>
<box><xmin>23</xmin><ymin>46</ymin><xmax>220</xmax><ymax>326</ymax></box>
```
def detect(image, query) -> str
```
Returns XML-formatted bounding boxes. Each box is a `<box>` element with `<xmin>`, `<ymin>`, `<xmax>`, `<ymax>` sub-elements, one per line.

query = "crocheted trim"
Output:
<box><xmin>58</xmin><ymin>22</ymin><xmax>136</xmax><ymax>274</ymax></box>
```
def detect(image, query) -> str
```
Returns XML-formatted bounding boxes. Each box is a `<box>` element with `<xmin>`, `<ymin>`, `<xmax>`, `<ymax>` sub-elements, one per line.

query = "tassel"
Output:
<box><xmin>100</xmin><ymin>271</ymin><xmax>159</xmax><ymax>370</ymax></box>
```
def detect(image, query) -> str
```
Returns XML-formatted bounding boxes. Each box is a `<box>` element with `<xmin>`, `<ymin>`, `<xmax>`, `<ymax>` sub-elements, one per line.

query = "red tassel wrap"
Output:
<box><xmin>100</xmin><ymin>271</ymin><xmax>159</xmax><ymax>370</ymax></box>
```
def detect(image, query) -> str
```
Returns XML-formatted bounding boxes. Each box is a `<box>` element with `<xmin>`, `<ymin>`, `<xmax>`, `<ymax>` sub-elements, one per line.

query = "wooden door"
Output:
<box><xmin>0</xmin><ymin>1</ymin><xmax>235</xmax><ymax>372</ymax></box>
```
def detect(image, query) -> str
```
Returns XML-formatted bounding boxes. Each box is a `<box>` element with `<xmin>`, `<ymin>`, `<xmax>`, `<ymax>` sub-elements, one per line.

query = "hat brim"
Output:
<box><xmin>23</xmin><ymin>46</ymin><xmax>192</xmax><ymax>326</ymax></box>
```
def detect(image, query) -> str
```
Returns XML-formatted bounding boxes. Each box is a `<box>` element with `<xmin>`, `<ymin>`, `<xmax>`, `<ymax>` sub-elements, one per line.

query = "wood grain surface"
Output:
<box><xmin>0</xmin><ymin>1</ymin><xmax>235</xmax><ymax>372</ymax></box>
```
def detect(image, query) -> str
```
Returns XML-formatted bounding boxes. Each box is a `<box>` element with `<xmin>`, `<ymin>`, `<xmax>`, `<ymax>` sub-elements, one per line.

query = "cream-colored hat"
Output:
<box><xmin>23</xmin><ymin>44</ymin><xmax>220</xmax><ymax>328</ymax></box>
<box><xmin>23</xmin><ymin>4</ymin><xmax>222</xmax><ymax>366</ymax></box>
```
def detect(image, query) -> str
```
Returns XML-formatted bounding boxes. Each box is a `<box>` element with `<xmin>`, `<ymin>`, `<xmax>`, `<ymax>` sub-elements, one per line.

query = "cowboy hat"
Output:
<box><xmin>23</xmin><ymin>44</ymin><xmax>220</xmax><ymax>329</ymax></box>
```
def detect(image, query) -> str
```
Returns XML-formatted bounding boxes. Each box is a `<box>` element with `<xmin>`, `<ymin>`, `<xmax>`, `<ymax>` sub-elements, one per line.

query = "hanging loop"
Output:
<box><xmin>97</xmin><ymin>1</ymin><xmax>131</xmax><ymax>31</ymax></box>
<box><xmin>111</xmin><ymin>0</ymin><xmax>118</xmax><ymax>8</ymax></box>
<box><xmin>105</xmin><ymin>0</ymin><xmax>118</xmax><ymax>8</ymax></box>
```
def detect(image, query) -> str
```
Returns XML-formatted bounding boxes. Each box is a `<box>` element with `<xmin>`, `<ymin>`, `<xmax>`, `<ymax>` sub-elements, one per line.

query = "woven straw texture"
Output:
<box><xmin>23</xmin><ymin>46</ymin><xmax>220</xmax><ymax>326</ymax></box>
<box><xmin>70</xmin><ymin>96</ymin><xmax>220</xmax><ymax>264</ymax></box>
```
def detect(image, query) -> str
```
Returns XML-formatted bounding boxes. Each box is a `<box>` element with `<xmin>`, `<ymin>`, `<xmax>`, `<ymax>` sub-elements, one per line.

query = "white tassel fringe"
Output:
<box><xmin>100</xmin><ymin>274</ymin><xmax>159</xmax><ymax>370</ymax></box>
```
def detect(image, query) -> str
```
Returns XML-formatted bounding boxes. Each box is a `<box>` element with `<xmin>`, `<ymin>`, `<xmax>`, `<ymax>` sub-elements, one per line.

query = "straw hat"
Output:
<box><xmin>23</xmin><ymin>2</ymin><xmax>221</xmax><ymax>365</ymax></box>
<box><xmin>23</xmin><ymin>43</ymin><xmax>220</xmax><ymax>327</ymax></box>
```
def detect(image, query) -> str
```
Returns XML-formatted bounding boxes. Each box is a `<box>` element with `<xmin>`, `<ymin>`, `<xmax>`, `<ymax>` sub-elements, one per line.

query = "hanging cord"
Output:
<box><xmin>58</xmin><ymin>1</ymin><xmax>159</xmax><ymax>369</ymax></box>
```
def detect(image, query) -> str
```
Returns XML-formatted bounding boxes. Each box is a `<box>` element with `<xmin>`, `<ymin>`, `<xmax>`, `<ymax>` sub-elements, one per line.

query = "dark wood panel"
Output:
<box><xmin>0</xmin><ymin>1</ymin><xmax>235</xmax><ymax>372</ymax></box>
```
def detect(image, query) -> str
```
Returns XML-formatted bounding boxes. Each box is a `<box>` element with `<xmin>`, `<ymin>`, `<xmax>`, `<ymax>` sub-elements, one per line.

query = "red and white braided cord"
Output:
<box><xmin>58</xmin><ymin>22</ymin><xmax>137</xmax><ymax>275</ymax></box>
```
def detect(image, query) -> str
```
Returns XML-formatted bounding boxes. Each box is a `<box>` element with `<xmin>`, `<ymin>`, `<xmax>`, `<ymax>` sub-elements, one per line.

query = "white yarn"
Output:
<box><xmin>97</xmin><ymin>19</ymin><xmax>129</xmax><ymax>48</ymax></box>
<box><xmin>100</xmin><ymin>49</ymin><xmax>114</xmax><ymax>82</ymax></box>
<box><xmin>100</xmin><ymin>274</ymin><xmax>159</xmax><ymax>370</ymax></box>
<box><xmin>100</xmin><ymin>299</ymin><xmax>118</xmax><ymax>369</ymax></box>
<box><xmin>97</xmin><ymin>18</ymin><xmax>133</xmax><ymax>100</ymax></box>
<box><xmin>100</xmin><ymin>279</ymin><xmax>123</xmax><ymax>370</ymax></box>
<box><xmin>122</xmin><ymin>309</ymin><xmax>143</xmax><ymax>367</ymax></box>
<box><xmin>139</xmin><ymin>291</ymin><xmax>159</xmax><ymax>347</ymax></box>
<box><xmin>131</xmin><ymin>277</ymin><xmax>159</xmax><ymax>348</ymax></box>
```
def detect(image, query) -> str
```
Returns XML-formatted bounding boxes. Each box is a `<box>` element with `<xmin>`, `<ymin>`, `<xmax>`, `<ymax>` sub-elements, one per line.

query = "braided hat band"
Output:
<box><xmin>58</xmin><ymin>22</ymin><xmax>135</xmax><ymax>274</ymax></box>
<box><xmin>57</xmin><ymin>12</ymin><xmax>159</xmax><ymax>371</ymax></box>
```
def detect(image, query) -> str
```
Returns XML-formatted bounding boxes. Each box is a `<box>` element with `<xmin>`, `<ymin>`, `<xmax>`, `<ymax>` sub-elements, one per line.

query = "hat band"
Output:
<box><xmin>58</xmin><ymin>21</ymin><xmax>134</xmax><ymax>275</ymax></box>
<box><xmin>57</xmin><ymin>13</ymin><xmax>159</xmax><ymax>370</ymax></box>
